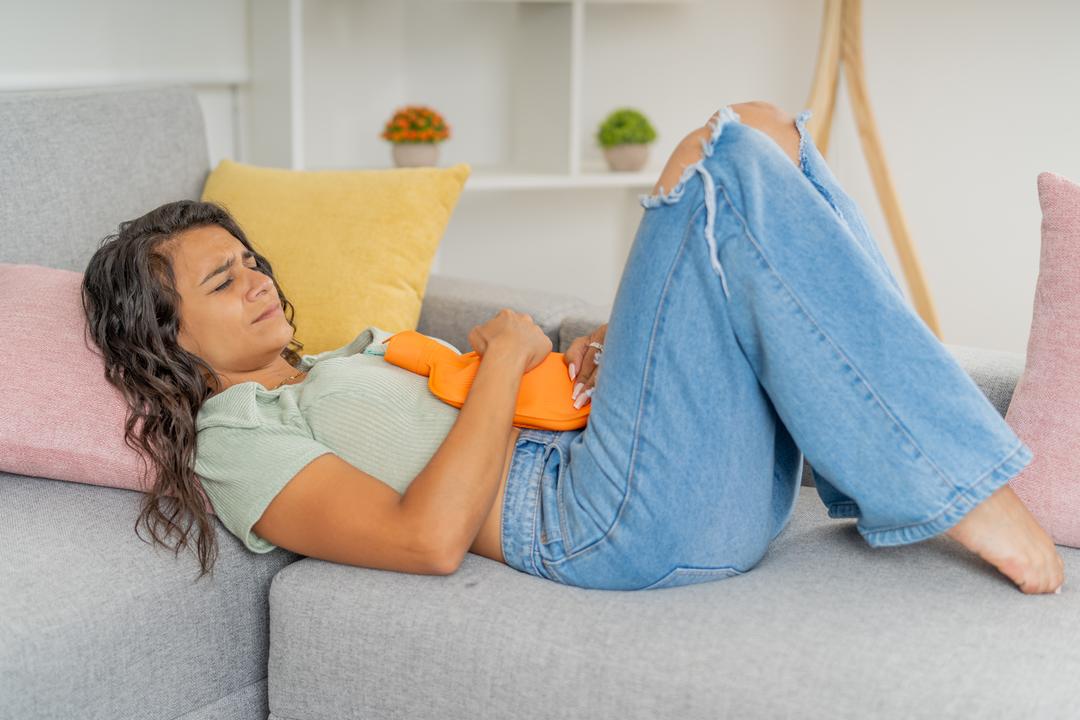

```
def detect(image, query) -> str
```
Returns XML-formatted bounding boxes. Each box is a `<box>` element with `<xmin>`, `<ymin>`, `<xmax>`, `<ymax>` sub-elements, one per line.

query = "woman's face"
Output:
<box><xmin>169</xmin><ymin>224</ymin><xmax>295</xmax><ymax>382</ymax></box>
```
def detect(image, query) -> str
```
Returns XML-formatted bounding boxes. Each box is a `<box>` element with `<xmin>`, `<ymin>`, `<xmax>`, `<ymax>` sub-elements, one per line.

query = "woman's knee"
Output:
<box><xmin>650</xmin><ymin>128</ymin><xmax>712</xmax><ymax>197</ymax></box>
<box><xmin>723</xmin><ymin>101</ymin><xmax>801</xmax><ymax>168</ymax></box>
<box><xmin>651</xmin><ymin>101</ymin><xmax>801</xmax><ymax>196</ymax></box>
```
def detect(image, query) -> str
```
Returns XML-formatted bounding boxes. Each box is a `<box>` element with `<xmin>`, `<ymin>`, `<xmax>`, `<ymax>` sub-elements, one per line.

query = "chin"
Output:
<box><xmin>276</xmin><ymin>323</ymin><xmax>296</xmax><ymax>345</ymax></box>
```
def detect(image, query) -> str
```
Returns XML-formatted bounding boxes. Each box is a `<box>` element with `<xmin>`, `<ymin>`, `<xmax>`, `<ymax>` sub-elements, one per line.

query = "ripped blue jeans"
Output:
<box><xmin>499</xmin><ymin>106</ymin><xmax>1034</xmax><ymax>591</ymax></box>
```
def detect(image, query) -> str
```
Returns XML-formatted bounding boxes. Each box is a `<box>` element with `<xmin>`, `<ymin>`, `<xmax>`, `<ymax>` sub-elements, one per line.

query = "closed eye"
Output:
<box><xmin>213</xmin><ymin>261</ymin><xmax>260</xmax><ymax>293</ymax></box>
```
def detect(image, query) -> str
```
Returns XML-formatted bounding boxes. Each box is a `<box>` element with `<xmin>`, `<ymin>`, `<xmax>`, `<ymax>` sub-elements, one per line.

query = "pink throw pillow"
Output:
<box><xmin>0</xmin><ymin>263</ymin><xmax>214</xmax><ymax>514</ymax></box>
<box><xmin>1005</xmin><ymin>172</ymin><xmax>1080</xmax><ymax>547</ymax></box>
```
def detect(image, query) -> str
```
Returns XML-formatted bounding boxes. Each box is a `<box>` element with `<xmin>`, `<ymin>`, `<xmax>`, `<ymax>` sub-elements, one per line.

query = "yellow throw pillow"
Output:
<box><xmin>201</xmin><ymin>159</ymin><xmax>470</xmax><ymax>355</ymax></box>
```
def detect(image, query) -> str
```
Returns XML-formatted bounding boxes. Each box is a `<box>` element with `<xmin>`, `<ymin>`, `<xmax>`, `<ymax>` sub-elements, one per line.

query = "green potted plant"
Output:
<box><xmin>596</xmin><ymin>107</ymin><xmax>657</xmax><ymax>172</ymax></box>
<box><xmin>380</xmin><ymin>104</ymin><xmax>452</xmax><ymax>167</ymax></box>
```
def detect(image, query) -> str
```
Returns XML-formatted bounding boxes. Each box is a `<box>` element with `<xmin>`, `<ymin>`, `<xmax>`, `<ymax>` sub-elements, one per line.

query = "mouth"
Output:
<box><xmin>253</xmin><ymin>304</ymin><xmax>282</xmax><ymax>323</ymax></box>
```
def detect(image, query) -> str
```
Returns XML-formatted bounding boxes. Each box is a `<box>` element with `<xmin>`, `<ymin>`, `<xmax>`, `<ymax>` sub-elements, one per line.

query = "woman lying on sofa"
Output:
<box><xmin>80</xmin><ymin>101</ymin><xmax>1064</xmax><ymax>595</ymax></box>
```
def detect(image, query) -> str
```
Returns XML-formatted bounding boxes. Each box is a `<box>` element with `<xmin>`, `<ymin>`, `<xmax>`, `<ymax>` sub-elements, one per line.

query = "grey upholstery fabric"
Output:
<box><xmin>173</xmin><ymin>680</ymin><xmax>269</xmax><ymax>720</ymax></box>
<box><xmin>943</xmin><ymin>342</ymin><xmax>1027</xmax><ymax>417</ymax></box>
<box><xmin>267</xmin><ymin>485</ymin><xmax>1080</xmax><ymax>720</ymax></box>
<box><xmin>558</xmin><ymin>310</ymin><xmax>611</xmax><ymax>354</ymax></box>
<box><xmin>0</xmin><ymin>84</ymin><xmax>210</xmax><ymax>272</ymax></box>
<box><xmin>0</xmin><ymin>472</ymin><xmax>296</xmax><ymax>720</ymax></box>
<box><xmin>419</xmin><ymin>273</ymin><xmax>592</xmax><ymax>354</ymax></box>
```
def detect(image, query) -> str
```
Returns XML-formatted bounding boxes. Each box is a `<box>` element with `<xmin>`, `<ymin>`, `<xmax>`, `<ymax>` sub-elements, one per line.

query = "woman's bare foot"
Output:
<box><xmin>944</xmin><ymin>483</ymin><xmax>1065</xmax><ymax>594</ymax></box>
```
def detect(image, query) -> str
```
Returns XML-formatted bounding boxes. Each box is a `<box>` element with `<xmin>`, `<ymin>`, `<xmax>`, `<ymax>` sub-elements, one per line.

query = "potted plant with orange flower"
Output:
<box><xmin>380</xmin><ymin>105</ymin><xmax>451</xmax><ymax>167</ymax></box>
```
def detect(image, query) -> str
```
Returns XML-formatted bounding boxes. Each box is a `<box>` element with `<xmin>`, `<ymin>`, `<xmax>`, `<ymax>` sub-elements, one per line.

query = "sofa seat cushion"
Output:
<box><xmin>267</xmin><ymin>485</ymin><xmax>1080</xmax><ymax>720</ymax></box>
<box><xmin>0</xmin><ymin>471</ymin><xmax>299</xmax><ymax>720</ymax></box>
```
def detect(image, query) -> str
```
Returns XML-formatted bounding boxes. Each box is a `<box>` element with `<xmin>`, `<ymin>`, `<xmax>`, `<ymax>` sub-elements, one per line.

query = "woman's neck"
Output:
<box><xmin>206</xmin><ymin>363</ymin><xmax>306</xmax><ymax>397</ymax></box>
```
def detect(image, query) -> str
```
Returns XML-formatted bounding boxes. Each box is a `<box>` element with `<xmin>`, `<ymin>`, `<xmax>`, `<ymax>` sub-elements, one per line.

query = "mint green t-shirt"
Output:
<box><xmin>193</xmin><ymin>326</ymin><xmax>462</xmax><ymax>553</ymax></box>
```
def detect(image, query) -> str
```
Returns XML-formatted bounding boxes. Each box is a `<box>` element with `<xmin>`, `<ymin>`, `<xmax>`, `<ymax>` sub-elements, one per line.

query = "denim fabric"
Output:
<box><xmin>500</xmin><ymin>106</ymin><xmax>1034</xmax><ymax>592</ymax></box>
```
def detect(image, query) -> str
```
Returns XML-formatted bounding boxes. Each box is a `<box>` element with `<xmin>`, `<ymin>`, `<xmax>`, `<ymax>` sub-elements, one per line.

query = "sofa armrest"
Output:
<box><xmin>557</xmin><ymin>319</ymin><xmax>1028</xmax><ymax>414</ymax></box>
<box><xmin>553</xmin><ymin>326</ymin><xmax>1028</xmax><ymax>420</ymax></box>
<box><xmin>558</xmin><ymin>310</ymin><xmax>613</xmax><ymax>352</ymax></box>
<box><xmin>417</xmin><ymin>273</ymin><xmax>595</xmax><ymax>354</ymax></box>
<box><xmin>943</xmin><ymin>342</ymin><xmax>1027</xmax><ymax>418</ymax></box>
<box><xmin>556</xmin><ymin>321</ymin><xmax>1025</xmax><ymax>421</ymax></box>
<box><xmin>420</xmin><ymin>284</ymin><xmax>1026</xmax><ymax>491</ymax></box>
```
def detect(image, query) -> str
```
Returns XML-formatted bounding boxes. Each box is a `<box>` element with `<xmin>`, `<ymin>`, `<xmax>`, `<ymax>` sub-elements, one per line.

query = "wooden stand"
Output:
<box><xmin>803</xmin><ymin>0</ymin><xmax>942</xmax><ymax>338</ymax></box>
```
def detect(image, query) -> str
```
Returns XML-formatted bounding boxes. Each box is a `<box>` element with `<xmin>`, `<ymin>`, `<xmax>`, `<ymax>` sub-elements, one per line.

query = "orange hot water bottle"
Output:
<box><xmin>383</xmin><ymin>330</ymin><xmax>591</xmax><ymax>431</ymax></box>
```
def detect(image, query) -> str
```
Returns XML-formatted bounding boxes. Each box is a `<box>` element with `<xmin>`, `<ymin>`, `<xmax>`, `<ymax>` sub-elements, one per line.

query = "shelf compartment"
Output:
<box><xmin>299</xmin><ymin>0</ymin><xmax>573</xmax><ymax>175</ymax></box>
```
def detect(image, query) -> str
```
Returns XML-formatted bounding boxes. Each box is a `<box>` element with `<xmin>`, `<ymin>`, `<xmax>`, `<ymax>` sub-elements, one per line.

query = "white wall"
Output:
<box><xmin>475</xmin><ymin>0</ymin><xmax>1080</xmax><ymax>354</ymax></box>
<box><xmin>826</xmin><ymin>0</ymin><xmax>1080</xmax><ymax>353</ymax></box>
<box><xmin>0</xmin><ymin>0</ymin><xmax>246</xmax><ymax>167</ymax></box>
<box><xmin>2</xmin><ymin>0</ymin><xmax>1077</xmax><ymax>354</ymax></box>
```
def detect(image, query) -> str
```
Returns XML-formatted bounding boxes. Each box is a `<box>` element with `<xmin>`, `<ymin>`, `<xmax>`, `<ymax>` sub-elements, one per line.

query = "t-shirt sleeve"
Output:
<box><xmin>194</xmin><ymin>422</ymin><xmax>334</xmax><ymax>554</ymax></box>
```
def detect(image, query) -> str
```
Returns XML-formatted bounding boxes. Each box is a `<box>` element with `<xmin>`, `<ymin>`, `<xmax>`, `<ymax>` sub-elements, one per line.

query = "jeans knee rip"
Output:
<box><xmin>638</xmin><ymin>104</ymin><xmax>743</xmax><ymax>300</ymax></box>
<box><xmin>794</xmin><ymin>109</ymin><xmax>813</xmax><ymax>177</ymax></box>
<box><xmin>793</xmin><ymin>108</ymin><xmax>848</xmax><ymax>226</ymax></box>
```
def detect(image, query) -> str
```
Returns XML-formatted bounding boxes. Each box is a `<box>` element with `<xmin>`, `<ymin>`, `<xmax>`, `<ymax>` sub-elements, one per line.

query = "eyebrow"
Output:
<box><xmin>199</xmin><ymin>250</ymin><xmax>256</xmax><ymax>287</ymax></box>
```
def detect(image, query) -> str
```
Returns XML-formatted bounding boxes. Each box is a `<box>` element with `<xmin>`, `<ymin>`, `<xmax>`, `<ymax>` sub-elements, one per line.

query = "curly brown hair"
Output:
<box><xmin>80</xmin><ymin>200</ymin><xmax>304</xmax><ymax>580</ymax></box>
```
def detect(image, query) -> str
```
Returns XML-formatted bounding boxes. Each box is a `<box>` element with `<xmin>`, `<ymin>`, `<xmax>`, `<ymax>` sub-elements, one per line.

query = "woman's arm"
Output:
<box><xmin>399</xmin><ymin>339</ymin><xmax>528</xmax><ymax>572</ymax></box>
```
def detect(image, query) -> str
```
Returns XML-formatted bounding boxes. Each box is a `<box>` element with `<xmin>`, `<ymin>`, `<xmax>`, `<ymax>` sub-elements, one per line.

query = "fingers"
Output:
<box><xmin>468</xmin><ymin>327</ymin><xmax>486</xmax><ymax>354</ymax></box>
<box><xmin>571</xmin><ymin>343</ymin><xmax>602</xmax><ymax>408</ymax></box>
<box><xmin>565</xmin><ymin>326</ymin><xmax>607</xmax><ymax>379</ymax></box>
<box><xmin>563</xmin><ymin>326</ymin><xmax>608</xmax><ymax>407</ymax></box>
<box><xmin>565</xmin><ymin>337</ymin><xmax>591</xmax><ymax>382</ymax></box>
<box><xmin>565</xmin><ymin>336</ymin><xmax>587</xmax><ymax>380</ymax></box>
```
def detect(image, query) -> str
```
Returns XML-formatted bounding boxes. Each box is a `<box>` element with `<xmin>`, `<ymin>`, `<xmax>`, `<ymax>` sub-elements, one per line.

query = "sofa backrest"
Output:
<box><xmin>0</xmin><ymin>84</ymin><xmax>210</xmax><ymax>271</ymax></box>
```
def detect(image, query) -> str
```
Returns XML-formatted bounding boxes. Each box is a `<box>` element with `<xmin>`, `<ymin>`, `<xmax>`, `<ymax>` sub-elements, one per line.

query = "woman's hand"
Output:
<box><xmin>468</xmin><ymin>308</ymin><xmax>553</xmax><ymax>374</ymax></box>
<box><xmin>563</xmin><ymin>322</ymin><xmax>608</xmax><ymax>408</ymax></box>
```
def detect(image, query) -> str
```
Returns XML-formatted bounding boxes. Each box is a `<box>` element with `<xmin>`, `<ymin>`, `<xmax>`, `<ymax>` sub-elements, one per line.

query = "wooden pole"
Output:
<box><xmin>804</xmin><ymin>0</ymin><xmax>842</xmax><ymax>156</ymax></box>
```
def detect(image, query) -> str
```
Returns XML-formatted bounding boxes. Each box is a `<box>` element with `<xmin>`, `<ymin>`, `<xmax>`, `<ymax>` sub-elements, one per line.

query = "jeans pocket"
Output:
<box><xmin>639</xmin><ymin>564</ymin><xmax>745</xmax><ymax>591</ymax></box>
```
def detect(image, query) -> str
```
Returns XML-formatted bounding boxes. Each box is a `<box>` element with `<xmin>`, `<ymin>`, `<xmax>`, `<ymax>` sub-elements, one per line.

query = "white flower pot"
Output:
<box><xmin>603</xmin><ymin>143</ymin><xmax>649</xmax><ymax>172</ymax></box>
<box><xmin>392</xmin><ymin>143</ymin><xmax>439</xmax><ymax>167</ymax></box>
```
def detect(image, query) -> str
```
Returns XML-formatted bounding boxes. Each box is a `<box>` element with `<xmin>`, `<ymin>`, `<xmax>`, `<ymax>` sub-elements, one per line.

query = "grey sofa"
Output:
<box><xmin>1</xmin><ymin>85</ymin><xmax>1076</xmax><ymax>720</ymax></box>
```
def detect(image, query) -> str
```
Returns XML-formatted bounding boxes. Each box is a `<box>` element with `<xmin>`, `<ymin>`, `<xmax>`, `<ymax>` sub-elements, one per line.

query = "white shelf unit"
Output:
<box><xmin>244</xmin><ymin>0</ymin><xmax>698</xmax><ymax>192</ymax></box>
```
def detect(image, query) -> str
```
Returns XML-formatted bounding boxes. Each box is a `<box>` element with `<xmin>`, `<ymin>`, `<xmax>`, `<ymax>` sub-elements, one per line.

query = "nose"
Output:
<box><xmin>246</xmin><ymin>268</ymin><xmax>274</xmax><ymax>298</ymax></box>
